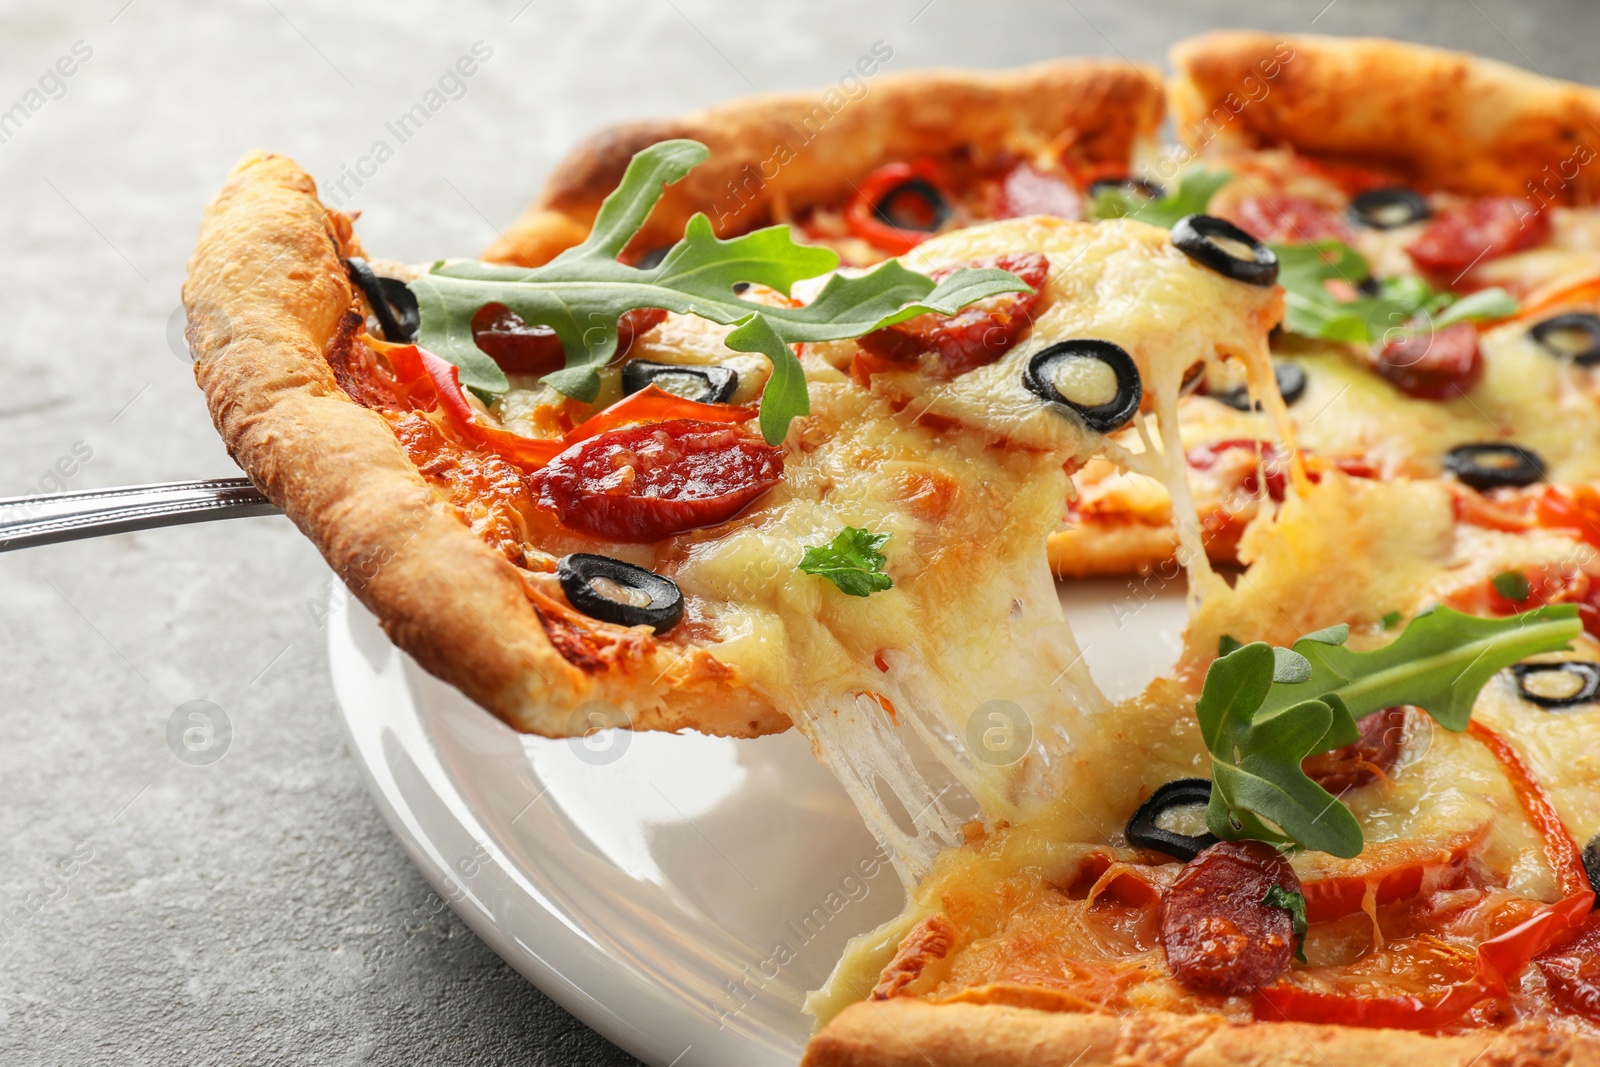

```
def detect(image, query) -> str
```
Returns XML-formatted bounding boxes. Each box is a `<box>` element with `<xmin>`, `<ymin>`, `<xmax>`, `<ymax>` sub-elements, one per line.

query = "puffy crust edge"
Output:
<box><xmin>182</xmin><ymin>151</ymin><xmax>787</xmax><ymax>738</ymax></box>
<box><xmin>1169</xmin><ymin>31</ymin><xmax>1600</xmax><ymax>203</ymax></box>
<box><xmin>802</xmin><ymin>998</ymin><xmax>1600</xmax><ymax>1067</ymax></box>
<box><xmin>484</xmin><ymin>59</ymin><xmax>1165</xmax><ymax>266</ymax></box>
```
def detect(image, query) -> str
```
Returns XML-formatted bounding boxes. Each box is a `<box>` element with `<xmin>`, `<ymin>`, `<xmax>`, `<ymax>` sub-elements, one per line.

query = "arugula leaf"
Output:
<box><xmin>1198</xmin><ymin>641</ymin><xmax>1361</xmax><ymax>856</ymax></box>
<box><xmin>408</xmin><ymin>140</ymin><xmax>1033</xmax><ymax>445</ymax></box>
<box><xmin>1433</xmin><ymin>286</ymin><xmax>1521</xmax><ymax>330</ymax></box>
<box><xmin>1218</xmin><ymin>634</ymin><xmax>1243</xmax><ymax>657</ymax></box>
<box><xmin>1381</xmin><ymin>611</ymin><xmax>1402</xmax><ymax>630</ymax></box>
<box><xmin>1198</xmin><ymin>605</ymin><xmax>1580</xmax><ymax>857</ymax></box>
<box><xmin>1270</xmin><ymin>239</ymin><xmax>1517</xmax><ymax>344</ymax></box>
<box><xmin>1267</xmin><ymin>605</ymin><xmax>1580</xmax><ymax>732</ymax></box>
<box><xmin>798</xmin><ymin>527</ymin><xmax>893</xmax><ymax>597</ymax></box>
<box><xmin>1086</xmin><ymin>169</ymin><xmax>1232</xmax><ymax>229</ymax></box>
<box><xmin>1263</xmin><ymin>885</ymin><xmax>1309</xmax><ymax>964</ymax></box>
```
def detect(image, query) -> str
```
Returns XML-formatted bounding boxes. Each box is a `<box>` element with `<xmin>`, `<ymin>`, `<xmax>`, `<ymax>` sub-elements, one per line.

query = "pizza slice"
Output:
<box><xmin>183</xmin><ymin>133</ymin><xmax>1282</xmax><ymax>873</ymax></box>
<box><xmin>484</xmin><ymin>39</ymin><xmax>1600</xmax><ymax>583</ymax></box>
<box><xmin>1051</xmin><ymin>32</ymin><xmax>1600</xmax><ymax>576</ymax></box>
<box><xmin>804</xmin><ymin>469</ymin><xmax>1600</xmax><ymax>1063</ymax></box>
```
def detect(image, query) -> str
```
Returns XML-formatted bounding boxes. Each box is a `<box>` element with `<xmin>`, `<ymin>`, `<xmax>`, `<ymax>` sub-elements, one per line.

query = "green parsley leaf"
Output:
<box><xmin>1086</xmin><ymin>169</ymin><xmax>1232</xmax><ymax>229</ymax></box>
<box><xmin>798</xmin><ymin>527</ymin><xmax>893</xmax><ymax>597</ymax></box>
<box><xmin>1270</xmin><ymin>239</ymin><xmax>1517</xmax><ymax>344</ymax></box>
<box><xmin>1492</xmin><ymin>570</ymin><xmax>1532</xmax><ymax>602</ymax></box>
<box><xmin>1263</xmin><ymin>884</ymin><xmax>1309</xmax><ymax>964</ymax></box>
<box><xmin>1381</xmin><ymin>611</ymin><xmax>1402</xmax><ymax>630</ymax></box>
<box><xmin>408</xmin><ymin>140</ymin><xmax>1033</xmax><ymax>445</ymax></box>
<box><xmin>1199</xmin><ymin>605</ymin><xmax>1579</xmax><ymax>857</ymax></box>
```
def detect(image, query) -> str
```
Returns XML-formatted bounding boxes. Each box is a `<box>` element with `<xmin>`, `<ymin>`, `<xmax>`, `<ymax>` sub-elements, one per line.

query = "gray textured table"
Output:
<box><xmin>1</xmin><ymin>1</ymin><xmax>1593</xmax><ymax>1063</ymax></box>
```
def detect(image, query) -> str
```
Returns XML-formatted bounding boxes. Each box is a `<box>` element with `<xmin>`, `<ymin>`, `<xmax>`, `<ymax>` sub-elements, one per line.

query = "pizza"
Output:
<box><xmin>481</xmin><ymin>58</ymin><xmax>1163</xmax><ymax>270</ymax></box>
<box><xmin>180</xmin><ymin>32</ymin><xmax>1600</xmax><ymax>1067</ymax></box>
<box><xmin>805</xmin><ymin>472</ymin><xmax>1600</xmax><ymax>1063</ymax></box>
<box><xmin>495</xmin><ymin>35</ymin><xmax>1600</xmax><ymax>583</ymax></box>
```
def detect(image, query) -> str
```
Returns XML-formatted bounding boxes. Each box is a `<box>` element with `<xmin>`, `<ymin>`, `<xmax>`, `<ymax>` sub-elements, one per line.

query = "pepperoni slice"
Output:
<box><xmin>998</xmin><ymin>162</ymin><xmax>1082</xmax><ymax>221</ymax></box>
<box><xmin>1302</xmin><ymin>705</ymin><xmax>1409</xmax><ymax>794</ymax></box>
<box><xmin>1537</xmin><ymin>922</ymin><xmax>1600</xmax><ymax>1023</ymax></box>
<box><xmin>1228</xmin><ymin>195</ymin><xmax>1353</xmax><ymax>245</ymax></box>
<box><xmin>529</xmin><ymin>419</ymin><xmax>783</xmax><ymax>542</ymax></box>
<box><xmin>1372</xmin><ymin>322</ymin><xmax>1482</xmax><ymax>400</ymax></box>
<box><xmin>472</xmin><ymin>305</ymin><xmax>668</xmax><ymax>376</ymax></box>
<box><xmin>857</xmin><ymin>252</ymin><xmax>1049</xmax><ymax>377</ymax></box>
<box><xmin>1161</xmin><ymin>840</ymin><xmax>1301</xmax><ymax>995</ymax></box>
<box><xmin>1406</xmin><ymin>197</ymin><xmax>1551</xmax><ymax>277</ymax></box>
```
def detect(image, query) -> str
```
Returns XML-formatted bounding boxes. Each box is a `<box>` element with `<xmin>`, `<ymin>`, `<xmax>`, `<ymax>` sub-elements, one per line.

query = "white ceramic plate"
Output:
<box><xmin>330</xmin><ymin>577</ymin><xmax>1188</xmax><ymax>1067</ymax></box>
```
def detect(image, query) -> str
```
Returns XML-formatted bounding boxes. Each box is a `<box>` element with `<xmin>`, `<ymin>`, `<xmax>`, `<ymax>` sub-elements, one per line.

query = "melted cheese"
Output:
<box><xmin>495</xmin><ymin>218</ymin><xmax>1280</xmax><ymax>882</ymax></box>
<box><xmin>662</xmin><ymin>219</ymin><xmax>1281</xmax><ymax>878</ymax></box>
<box><xmin>803</xmin><ymin>145</ymin><xmax>1600</xmax><ymax>1033</ymax></box>
<box><xmin>1213</xmin><ymin>332</ymin><xmax>1600</xmax><ymax>482</ymax></box>
<box><xmin>811</xmin><ymin>472</ymin><xmax>1590</xmax><ymax>1023</ymax></box>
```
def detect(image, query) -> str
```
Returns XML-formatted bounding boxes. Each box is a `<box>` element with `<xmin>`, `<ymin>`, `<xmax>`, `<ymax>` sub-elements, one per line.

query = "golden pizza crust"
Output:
<box><xmin>182</xmin><ymin>151</ymin><xmax>787</xmax><ymax>738</ymax></box>
<box><xmin>1170</xmin><ymin>31</ymin><xmax>1600</xmax><ymax>202</ymax></box>
<box><xmin>803</xmin><ymin>999</ymin><xmax>1599</xmax><ymax>1067</ymax></box>
<box><xmin>1047</xmin><ymin>518</ymin><xmax>1181</xmax><ymax>578</ymax></box>
<box><xmin>484</xmin><ymin>59</ymin><xmax>1164</xmax><ymax>267</ymax></box>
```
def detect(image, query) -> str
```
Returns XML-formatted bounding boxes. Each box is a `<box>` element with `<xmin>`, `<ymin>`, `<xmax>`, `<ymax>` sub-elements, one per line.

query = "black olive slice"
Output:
<box><xmin>1512</xmin><ymin>662</ymin><xmax>1600</xmax><ymax>709</ymax></box>
<box><xmin>873</xmin><ymin>177</ymin><xmax>951</xmax><ymax>233</ymax></box>
<box><xmin>620</xmin><ymin>361</ymin><xmax>738</xmax><ymax>404</ymax></box>
<box><xmin>557</xmin><ymin>554</ymin><xmax>683</xmax><ymax>633</ymax></box>
<box><xmin>634</xmin><ymin>245</ymin><xmax>674</xmax><ymax>270</ymax></box>
<box><xmin>1584</xmin><ymin>833</ymin><xmax>1600</xmax><ymax>897</ymax></box>
<box><xmin>1530</xmin><ymin>312</ymin><xmax>1600</xmax><ymax>367</ymax></box>
<box><xmin>1125</xmin><ymin>778</ymin><xmax>1221</xmax><ymax>863</ymax></box>
<box><xmin>1442</xmin><ymin>443</ymin><xmax>1546</xmax><ymax>490</ymax></box>
<box><xmin>345</xmin><ymin>257</ymin><xmax>419</xmax><ymax>343</ymax></box>
<box><xmin>1171</xmin><ymin>214</ymin><xmax>1280</xmax><ymax>287</ymax></box>
<box><xmin>1210</xmin><ymin>359</ymin><xmax>1308</xmax><ymax>412</ymax></box>
<box><xmin>1348</xmin><ymin>187</ymin><xmax>1431</xmax><ymax>231</ymax></box>
<box><xmin>1356</xmin><ymin>275</ymin><xmax>1384</xmax><ymax>298</ymax></box>
<box><xmin>1023</xmin><ymin>340</ymin><xmax>1143</xmax><ymax>434</ymax></box>
<box><xmin>1088</xmin><ymin>176</ymin><xmax>1165</xmax><ymax>201</ymax></box>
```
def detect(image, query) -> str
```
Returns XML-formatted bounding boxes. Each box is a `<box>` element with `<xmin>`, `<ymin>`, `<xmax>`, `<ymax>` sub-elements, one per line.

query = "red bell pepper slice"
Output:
<box><xmin>1256</xmin><ymin>721</ymin><xmax>1595</xmax><ymax>1027</ymax></box>
<box><xmin>383</xmin><ymin>345</ymin><xmax>566</xmax><ymax>468</ymax></box>
<box><xmin>560</xmin><ymin>384</ymin><xmax>755</xmax><ymax>446</ymax></box>
<box><xmin>845</xmin><ymin>161</ymin><xmax>951</xmax><ymax>256</ymax></box>
<box><xmin>383</xmin><ymin>346</ymin><xmax>754</xmax><ymax>471</ymax></box>
<box><xmin>1254</xmin><ymin>979</ymin><xmax>1484</xmax><ymax>1030</ymax></box>
<box><xmin>1467</xmin><ymin>721</ymin><xmax>1591</xmax><ymax>896</ymax></box>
